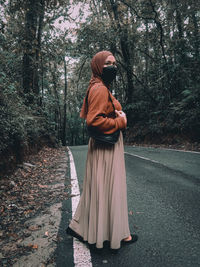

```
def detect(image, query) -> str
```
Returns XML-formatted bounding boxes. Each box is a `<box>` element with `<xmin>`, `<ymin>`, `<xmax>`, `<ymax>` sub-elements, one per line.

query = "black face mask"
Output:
<box><xmin>101</xmin><ymin>65</ymin><xmax>117</xmax><ymax>85</ymax></box>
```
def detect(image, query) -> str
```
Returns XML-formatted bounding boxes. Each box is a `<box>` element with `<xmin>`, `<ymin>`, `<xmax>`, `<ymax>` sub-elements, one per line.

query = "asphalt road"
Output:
<box><xmin>61</xmin><ymin>145</ymin><xmax>200</xmax><ymax>267</ymax></box>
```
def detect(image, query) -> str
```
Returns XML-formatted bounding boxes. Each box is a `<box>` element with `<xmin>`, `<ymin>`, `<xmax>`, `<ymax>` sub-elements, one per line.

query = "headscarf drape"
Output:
<box><xmin>80</xmin><ymin>51</ymin><xmax>113</xmax><ymax>119</ymax></box>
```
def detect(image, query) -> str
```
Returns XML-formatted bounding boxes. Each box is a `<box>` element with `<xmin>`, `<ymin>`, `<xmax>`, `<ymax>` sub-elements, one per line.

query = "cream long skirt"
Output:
<box><xmin>69</xmin><ymin>132</ymin><xmax>130</xmax><ymax>249</ymax></box>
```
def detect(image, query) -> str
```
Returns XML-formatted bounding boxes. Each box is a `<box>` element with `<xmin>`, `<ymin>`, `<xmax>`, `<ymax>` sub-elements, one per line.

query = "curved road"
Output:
<box><xmin>58</xmin><ymin>145</ymin><xmax>200</xmax><ymax>267</ymax></box>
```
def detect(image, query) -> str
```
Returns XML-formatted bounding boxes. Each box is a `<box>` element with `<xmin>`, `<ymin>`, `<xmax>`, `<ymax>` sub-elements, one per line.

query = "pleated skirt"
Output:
<box><xmin>69</xmin><ymin>132</ymin><xmax>130</xmax><ymax>249</ymax></box>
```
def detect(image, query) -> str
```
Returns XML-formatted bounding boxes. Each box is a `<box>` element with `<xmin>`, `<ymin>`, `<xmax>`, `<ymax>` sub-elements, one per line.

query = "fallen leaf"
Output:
<box><xmin>28</xmin><ymin>243</ymin><xmax>38</xmax><ymax>249</ymax></box>
<box><xmin>0</xmin><ymin>206</ymin><xmax>5</xmax><ymax>213</ymax></box>
<box><xmin>44</xmin><ymin>231</ymin><xmax>49</xmax><ymax>236</ymax></box>
<box><xmin>28</xmin><ymin>225</ymin><xmax>40</xmax><ymax>231</ymax></box>
<box><xmin>24</xmin><ymin>210</ymin><xmax>33</xmax><ymax>215</ymax></box>
<box><xmin>38</xmin><ymin>184</ymin><xmax>48</xmax><ymax>188</ymax></box>
<box><xmin>8</xmin><ymin>233</ymin><xmax>19</xmax><ymax>239</ymax></box>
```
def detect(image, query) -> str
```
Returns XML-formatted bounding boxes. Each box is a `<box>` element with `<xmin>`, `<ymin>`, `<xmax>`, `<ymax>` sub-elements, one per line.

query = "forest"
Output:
<box><xmin>0</xmin><ymin>0</ymin><xmax>200</xmax><ymax>174</ymax></box>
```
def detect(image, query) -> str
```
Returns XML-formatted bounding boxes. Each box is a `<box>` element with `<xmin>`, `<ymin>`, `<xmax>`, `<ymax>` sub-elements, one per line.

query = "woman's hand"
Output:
<box><xmin>115</xmin><ymin>110</ymin><xmax>127</xmax><ymax>125</ymax></box>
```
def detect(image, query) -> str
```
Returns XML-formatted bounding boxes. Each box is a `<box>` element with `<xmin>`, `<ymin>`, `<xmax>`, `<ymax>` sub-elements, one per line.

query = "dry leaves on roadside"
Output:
<box><xmin>0</xmin><ymin>146</ymin><xmax>70</xmax><ymax>266</ymax></box>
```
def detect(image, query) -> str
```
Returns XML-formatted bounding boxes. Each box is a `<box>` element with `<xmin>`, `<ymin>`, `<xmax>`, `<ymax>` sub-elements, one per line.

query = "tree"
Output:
<box><xmin>68</xmin><ymin>0</ymin><xmax>200</xmax><ymax>143</ymax></box>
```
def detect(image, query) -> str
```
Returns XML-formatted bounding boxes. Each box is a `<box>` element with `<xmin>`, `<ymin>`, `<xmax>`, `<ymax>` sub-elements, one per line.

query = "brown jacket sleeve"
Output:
<box><xmin>86</xmin><ymin>85</ymin><xmax>126</xmax><ymax>134</ymax></box>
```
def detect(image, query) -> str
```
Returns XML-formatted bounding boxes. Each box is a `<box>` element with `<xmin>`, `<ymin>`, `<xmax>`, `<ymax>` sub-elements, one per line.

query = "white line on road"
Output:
<box><xmin>68</xmin><ymin>148</ymin><xmax>93</xmax><ymax>267</ymax></box>
<box><xmin>124</xmin><ymin>152</ymin><xmax>161</xmax><ymax>164</ymax></box>
<box><xmin>159</xmin><ymin>147</ymin><xmax>200</xmax><ymax>154</ymax></box>
<box><xmin>131</xmin><ymin>145</ymin><xmax>200</xmax><ymax>154</ymax></box>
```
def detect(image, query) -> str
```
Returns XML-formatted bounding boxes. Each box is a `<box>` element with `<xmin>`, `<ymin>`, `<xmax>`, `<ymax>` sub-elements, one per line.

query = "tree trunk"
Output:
<box><xmin>40</xmin><ymin>53</ymin><xmax>44</xmax><ymax>105</ymax></box>
<box><xmin>22</xmin><ymin>0</ymin><xmax>41</xmax><ymax>104</ymax></box>
<box><xmin>145</xmin><ymin>20</ymin><xmax>149</xmax><ymax>86</ymax></box>
<box><xmin>35</xmin><ymin>0</ymin><xmax>45</xmax><ymax>100</ymax></box>
<box><xmin>174</xmin><ymin>0</ymin><xmax>185</xmax><ymax>61</ymax></box>
<box><xmin>106</xmin><ymin>0</ymin><xmax>134</xmax><ymax>106</ymax></box>
<box><xmin>191</xmin><ymin>11</ymin><xmax>199</xmax><ymax>60</ymax></box>
<box><xmin>62</xmin><ymin>57</ymin><xmax>67</xmax><ymax>146</ymax></box>
<box><xmin>52</xmin><ymin>63</ymin><xmax>61</xmax><ymax>140</ymax></box>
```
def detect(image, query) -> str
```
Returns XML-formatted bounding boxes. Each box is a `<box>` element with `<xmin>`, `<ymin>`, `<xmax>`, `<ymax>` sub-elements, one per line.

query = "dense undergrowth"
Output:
<box><xmin>0</xmin><ymin>89</ymin><xmax>57</xmax><ymax>175</ymax></box>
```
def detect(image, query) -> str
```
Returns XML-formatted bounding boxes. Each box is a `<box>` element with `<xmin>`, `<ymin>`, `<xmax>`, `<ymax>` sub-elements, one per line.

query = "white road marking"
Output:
<box><xmin>68</xmin><ymin>148</ymin><xmax>93</xmax><ymax>267</ymax></box>
<box><xmin>159</xmin><ymin>147</ymin><xmax>200</xmax><ymax>154</ymax></box>
<box><xmin>125</xmin><ymin>152</ymin><xmax>161</xmax><ymax>164</ymax></box>
<box><xmin>131</xmin><ymin>145</ymin><xmax>200</xmax><ymax>154</ymax></box>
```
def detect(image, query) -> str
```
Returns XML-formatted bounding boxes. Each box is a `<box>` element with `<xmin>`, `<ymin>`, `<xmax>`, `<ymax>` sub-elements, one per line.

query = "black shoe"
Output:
<box><xmin>66</xmin><ymin>227</ymin><xmax>84</xmax><ymax>242</ymax></box>
<box><xmin>121</xmin><ymin>234</ymin><xmax>138</xmax><ymax>245</ymax></box>
<box><xmin>88</xmin><ymin>244</ymin><xmax>103</xmax><ymax>254</ymax></box>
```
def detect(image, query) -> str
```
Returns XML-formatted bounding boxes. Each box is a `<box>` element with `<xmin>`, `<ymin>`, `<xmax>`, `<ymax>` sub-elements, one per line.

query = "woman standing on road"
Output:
<box><xmin>66</xmin><ymin>50</ymin><xmax>138</xmax><ymax>251</ymax></box>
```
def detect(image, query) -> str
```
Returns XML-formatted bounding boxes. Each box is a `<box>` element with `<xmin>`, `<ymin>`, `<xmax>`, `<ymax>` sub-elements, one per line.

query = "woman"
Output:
<box><xmin>66</xmin><ymin>51</ymin><xmax>138</xmax><ymax>250</ymax></box>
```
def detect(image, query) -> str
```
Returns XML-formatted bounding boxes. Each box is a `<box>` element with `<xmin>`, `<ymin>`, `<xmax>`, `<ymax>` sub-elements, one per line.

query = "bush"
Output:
<box><xmin>0</xmin><ymin>87</ymin><xmax>57</xmax><ymax>175</ymax></box>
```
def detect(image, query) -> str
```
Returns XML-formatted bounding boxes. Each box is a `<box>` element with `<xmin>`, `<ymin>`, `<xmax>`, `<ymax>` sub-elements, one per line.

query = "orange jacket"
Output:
<box><xmin>86</xmin><ymin>83</ymin><xmax>126</xmax><ymax>134</ymax></box>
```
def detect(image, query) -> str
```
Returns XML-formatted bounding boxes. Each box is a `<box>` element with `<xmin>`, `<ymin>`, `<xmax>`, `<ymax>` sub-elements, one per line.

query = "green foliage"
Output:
<box><xmin>0</xmin><ymin>87</ymin><xmax>57</xmax><ymax>156</ymax></box>
<box><xmin>0</xmin><ymin>104</ymin><xmax>25</xmax><ymax>154</ymax></box>
<box><xmin>69</xmin><ymin>0</ymin><xmax>200</xmax><ymax>143</ymax></box>
<box><xmin>66</xmin><ymin>113</ymin><xmax>86</xmax><ymax>145</ymax></box>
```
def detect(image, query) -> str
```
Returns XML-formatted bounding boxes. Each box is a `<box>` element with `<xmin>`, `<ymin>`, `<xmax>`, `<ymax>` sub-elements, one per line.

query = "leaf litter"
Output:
<box><xmin>0</xmin><ymin>146</ymin><xmax>70</xmax><ymax>266</ymax></box>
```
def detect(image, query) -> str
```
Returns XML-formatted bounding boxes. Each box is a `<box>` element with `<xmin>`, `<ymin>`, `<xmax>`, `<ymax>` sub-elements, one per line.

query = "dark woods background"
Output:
<box><xmin>0</xmin><ymin>0</ymin><xmax>200</xmax><ymax>174</ymax></box>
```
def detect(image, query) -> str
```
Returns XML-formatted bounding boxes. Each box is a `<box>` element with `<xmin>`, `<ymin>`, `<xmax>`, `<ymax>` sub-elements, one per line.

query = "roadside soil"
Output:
<box><xmin>0</xmin><ymin>146</ymin><xmax>70</xmax><ymax>267</ymax></box>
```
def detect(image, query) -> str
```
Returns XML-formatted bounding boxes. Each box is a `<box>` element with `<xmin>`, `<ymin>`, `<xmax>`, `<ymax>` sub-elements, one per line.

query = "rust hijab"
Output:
<box><xmin>80</xmin><ymin>50</ymin><xmax>113</xmax><ymax>119</ymax></box>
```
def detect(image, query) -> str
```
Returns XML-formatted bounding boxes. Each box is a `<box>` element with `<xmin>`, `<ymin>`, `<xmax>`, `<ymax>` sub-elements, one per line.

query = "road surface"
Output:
<box><xmin>56</xmin><ymin>145</ymin><xmax>200</xmax><ymax>267</ymax></box>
